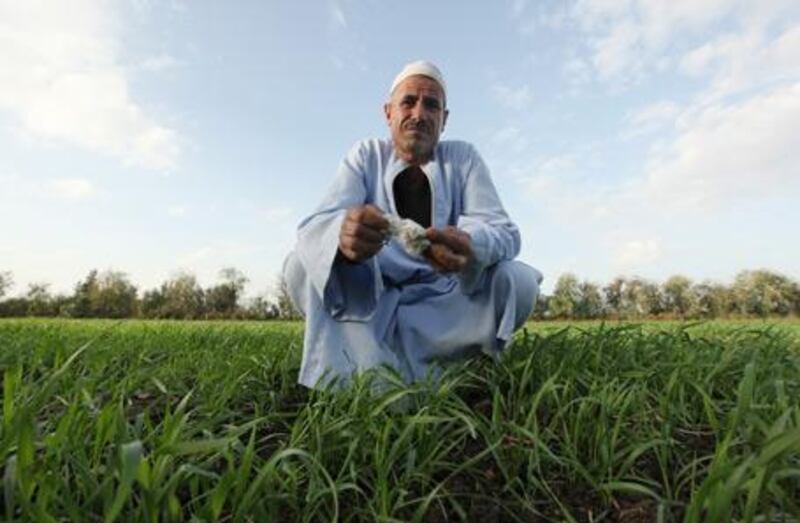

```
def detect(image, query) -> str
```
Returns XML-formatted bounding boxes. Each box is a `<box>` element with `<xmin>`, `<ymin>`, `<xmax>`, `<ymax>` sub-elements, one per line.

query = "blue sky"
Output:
<box><xmin>1</xmin><ymin>0</ymin><xmax>798</xmax><ymax>297</ymax></box>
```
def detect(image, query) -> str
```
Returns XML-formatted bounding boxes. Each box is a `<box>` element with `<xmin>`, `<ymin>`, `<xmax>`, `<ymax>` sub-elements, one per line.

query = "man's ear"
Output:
<box><xmin>442</xmin><ymin>109</ymin><xmax>449</xmax><ymax>132</ymax></box>
<box><xmin>383</xmin><ymin>103</ymin><xmax>392</xmax><ymax>126</ymax></box>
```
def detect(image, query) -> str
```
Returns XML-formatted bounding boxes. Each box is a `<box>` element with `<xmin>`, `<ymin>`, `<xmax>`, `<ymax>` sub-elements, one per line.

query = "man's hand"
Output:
<box><xmin>338</xmin><ymin>204</ymin><xmax>390</xmax><ymax>263</ymax></box>
<box><xmin>425</xmin><ymin>226</ymin><xmax>473</xmax><ymax>273</ymax></box>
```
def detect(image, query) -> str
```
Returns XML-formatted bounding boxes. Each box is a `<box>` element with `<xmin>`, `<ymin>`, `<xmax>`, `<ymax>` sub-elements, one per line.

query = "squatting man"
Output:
<box><xmin>283</xmin><ymin>60</ymin><xmax>543</xmax><ymax>388</ymax></box>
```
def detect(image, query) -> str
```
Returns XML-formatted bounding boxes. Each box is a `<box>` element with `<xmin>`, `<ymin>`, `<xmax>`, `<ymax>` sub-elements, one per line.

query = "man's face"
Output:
<box><xmin>384</xmin><ymin>75</ymin><xmax>448</xmax><ymax>164</ymax></box>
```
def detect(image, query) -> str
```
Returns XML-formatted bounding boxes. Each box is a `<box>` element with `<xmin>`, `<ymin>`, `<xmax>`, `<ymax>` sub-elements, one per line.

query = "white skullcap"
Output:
<box><xmin>389</xmin><ymin>60</ymin><xmax>447</xmax><ymax>101</ymax></box>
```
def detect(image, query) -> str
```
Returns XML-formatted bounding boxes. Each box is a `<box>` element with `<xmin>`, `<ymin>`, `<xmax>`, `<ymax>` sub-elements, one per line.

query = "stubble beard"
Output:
<box><xmin>398</xmin><ymin>132</ymin><xmax>436</xmax><ymax>165</ymax></box>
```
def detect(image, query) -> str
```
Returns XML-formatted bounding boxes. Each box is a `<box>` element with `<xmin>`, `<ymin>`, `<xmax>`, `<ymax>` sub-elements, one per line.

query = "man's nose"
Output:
<box><xmin>411</xmin><ymin>101</ymin><xmax>427</xmax><ymax>119</ymax></box>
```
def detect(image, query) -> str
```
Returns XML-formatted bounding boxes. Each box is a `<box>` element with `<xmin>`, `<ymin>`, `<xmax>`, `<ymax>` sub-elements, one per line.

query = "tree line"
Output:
<box><xmin>535</xmin><ymin>270</ymin><xmax>800</xmax><ymax>320</ymax></box>
<box><xmin>1</xmin><ymin>267</ymin><xmax>797</xmax><ymax>321</ymax></box>
<box><xmin>0</xmin><ymin>268</ymin><xmax>300</xmax><ymax>320</ymax></box>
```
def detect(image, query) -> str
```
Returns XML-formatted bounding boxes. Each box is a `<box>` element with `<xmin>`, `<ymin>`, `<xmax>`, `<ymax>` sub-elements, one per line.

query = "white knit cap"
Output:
<box><xmin>389</xmin><ymin>60</ymin><xmax>447</xmax><ymax>101</ymax></box>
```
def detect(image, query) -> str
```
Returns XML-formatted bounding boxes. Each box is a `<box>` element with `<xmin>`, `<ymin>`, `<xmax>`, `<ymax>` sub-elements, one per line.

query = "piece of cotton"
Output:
<box><xmin>385</xmin><ymin>214</ymin><xmax>430</xmax><ymax>256</ymax></box>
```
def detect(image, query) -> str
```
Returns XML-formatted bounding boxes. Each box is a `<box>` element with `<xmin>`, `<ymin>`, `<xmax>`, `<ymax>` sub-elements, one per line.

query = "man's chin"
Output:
<box><xmin>399</xmin><ymin>142</ymin><xmax>435</xmax><ymax>162</ymax></box>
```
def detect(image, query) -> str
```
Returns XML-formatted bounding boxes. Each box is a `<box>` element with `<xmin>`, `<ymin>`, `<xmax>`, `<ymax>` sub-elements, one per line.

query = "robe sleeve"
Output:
<box><xmin>294</xmin><ymin>142</ymin><xmax>384</xmax><ymax>322</ymax></box>
<box><xmin>456</xmin><ymin>145</ymin><xmax>521</xmax><ymax>294</ymax></box>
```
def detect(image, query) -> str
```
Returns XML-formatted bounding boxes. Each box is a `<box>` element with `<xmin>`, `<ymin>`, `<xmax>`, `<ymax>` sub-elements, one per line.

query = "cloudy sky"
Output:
<box><xmin>1</xmin><ymin>0</ymin><xmax>798</xmax><ymax>297</ymax></box>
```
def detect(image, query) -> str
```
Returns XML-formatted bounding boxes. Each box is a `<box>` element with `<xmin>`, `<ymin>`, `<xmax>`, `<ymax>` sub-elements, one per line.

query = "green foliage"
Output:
<box><xmin>72</xmin><ymin>270</ymin><xmax>139</xmax><ymax>318</ymax></box>
<box><xmin>155</xmin><ymin>271</ymin><xmax>206</xmax><ymax>319</ymax></box>
<box><xmin>0</xmin><ymin>319</ymin><xmax>798</xmax><ymax>521</ymax></box>
<box><xmin>732</xmin><ymin>270</ymin><xmax>798</xmax><ymax>317</ymax></box>
<box><xmin>663</xmin><ymin>275</ymin><xmax>696</xmax><ymax>317</ymax></box>
<box><xmin>275</xmin><ymin>275</ymin><xmax>302</xmax><ymax>320</ymax></box>
<box><xmin>205</xmin><ymin>267</ymin><xmax>249</xmax><ymax>318</ymax></box>
<box><xmin>691</xmin><ymin>281</ymin><xmax>732</xmax><ymax>318</ymax></box>
<box><xmin>0</xmin><ymin>271</ymin><xmax>12</xmax><ymax>299</ymax></box>
<box><xmin>23</xmin><ymin>282</ymin><xmax>65</xmax><ymax>317</ymax></box>
<box><xmin>549</xmin><ymin>273</ymin><xmax>579</xmax><ymax>319</ymax></box>
<box><xmin>1</xmin><ymin>267</ymin><xmax>798</xmax><ymax>321</ymax></box>
<box><xmin>576</xmin><ymin>280</ymin><xmax>604</xmax><ymax>319</ymax></box>
<box><xmin>549</xmin><ymin>275</ymin><xmax>604</xmax><ymax>320</ymax></box>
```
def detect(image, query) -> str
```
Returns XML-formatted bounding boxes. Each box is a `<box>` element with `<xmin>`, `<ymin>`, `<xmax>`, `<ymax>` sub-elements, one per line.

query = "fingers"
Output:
<box><xmin>426</xmin><ymin>226</ymin><xmax>472</xmax><ymax>256</ymax></box>
<box><xmin>338</xmin><ymin>205</ymin><xmax>390</xmax><ymax>263</ymax></box>
<box><xmin>355</xmin><ymin>204</ymin><xmax>390</xmax><ymax>230</ymax></box>
<box><xmin>425</xmin><ymin>243</ymin><xmax>468</xmax><ymax>273</ymax></box>
<box><xmin>423</xmin><ymin>226</ymin><xmax>472</xmax><ymax>273</ymax></box>
<box><xmin>337</xmin><ymin>210</ymin><xmax>473</xmax><ymax>270</ymax></box>
<box><xmin>341</xmin><ymin>219</ymin><xmax>384</xmax><ymax>243</ymax></box>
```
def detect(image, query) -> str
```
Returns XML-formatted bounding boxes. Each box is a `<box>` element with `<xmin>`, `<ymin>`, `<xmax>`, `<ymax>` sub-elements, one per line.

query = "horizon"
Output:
<box><xmin>2</xmin><ymin>1</ymin><xmax>799</xmax><ymax>297</ymax></box>
<box><xmin>2</xmin><ymin>264</ymin><xmax>796</xmax><ymax>302</ymax></box>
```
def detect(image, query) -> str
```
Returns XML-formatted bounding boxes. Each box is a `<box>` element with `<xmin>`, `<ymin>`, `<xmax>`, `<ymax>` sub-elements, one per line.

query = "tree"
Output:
<box><xmin>531</xmin><ymin>293</ymin><xmax>550</xmax><ymax>320</ymax></box>
<box><xmin>141</xmin><ymin>287</ymin><xmax>166</xmax><ymax>318</ymax></box>
<box><xmin>71</xmin><ymin>270</ymin><xmax>99</xmax><ymax>317</ymax></box>
<box><xmin>0</xmin><ymin>297</ymin><xmax>28</xmax><ymax>317</ymax></box>
<box><xmin>550</xmin><ymin>273</ymin><xmax>580</xmax><ymax>319</ymax></box>
<box><xmin>275</xmin><ymin>275</ymin><xmax>301</xmax><ymax>320</ymax></box>
<box><xmin>0</xmin><ymin>271</ymin><xmax>12</xmax><ymax>299</ymax></box>
<box><xmin>663</xmin><ymin>275</ymin><xmax>696</xmax><ymax>318</ymax></box>
<box><xmin>575</xmin><ymin>281</ymin><xmax>604</xmax><ymax>319</ymax></box>
<box><xmin>793</xmin><ymin>282</ymin><xmax>800</xmax><ymax>316</ymax></box>
<box><xmin>26</xmin><ymin>282</ymin><xmax>54</xmax><ymax>316</ymax></box>
<box><xmin>157</xmin><ymin>272</ymin><xmax>206</xmax><ymax>319</ymax></box>
<box><xmin>642</xmin><ymin>281</ymin><xmax>665</xmax><ymax>316</ymax></box>
<box><xmin>607</xmin><ymin>277</ymin><xmax>663</xmax><ymax>319</ymax></box>
<box><xmin>691</xmin><ymin>281</ymin><xmax>731</xmax><ymax>318</ymax></box>
<box><xmin>603</xmin><ymin>277</ymin><xmax>626</xmax><ymax>318</ymax></box>
<box><xmin>244</xmin><ymin>294</ymin><xmax>280</xmax><ymax>320</ymax></box>
<box><xmin>731</xmin><ymin>270</ymin><xmax>795</xmax><ymax>317</ymax></box>
<box><xmin>205</xmin><ymin>267</ymin><xmax>249</xmax><ymax>318</ymax></box>
<box><xmin>95</xmin><ymin>271</ymin><xmax>139</xmax><ymax>318</ymax></box>
<box><xmin>624</xmin><ymin>278</ymin><xmax>663</xmax><ymax>318</ymax></box>
<box><xmin>71</xmin><ymin>270</ymin><xmax>139</xmax><ymax>318</ymax></box>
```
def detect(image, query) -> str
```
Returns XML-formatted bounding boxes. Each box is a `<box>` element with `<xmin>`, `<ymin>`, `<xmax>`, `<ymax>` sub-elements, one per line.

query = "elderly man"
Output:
<box><xmin>283</xmin><ymin>60</ymin><xmax>542</xmax><ymax>388</ymax></box>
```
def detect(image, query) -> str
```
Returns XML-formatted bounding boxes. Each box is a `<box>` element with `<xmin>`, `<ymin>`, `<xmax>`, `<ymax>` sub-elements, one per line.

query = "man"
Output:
<box><xmin>283</xmin><ymin>60</ymin><xmax>542</xmax><ymax>388</ymax></box>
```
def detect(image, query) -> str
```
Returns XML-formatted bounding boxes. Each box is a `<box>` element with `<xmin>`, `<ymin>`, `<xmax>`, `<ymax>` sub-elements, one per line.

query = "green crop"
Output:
<box><xmin>1</xmin><ymin>319</ymin><xmax>798</xmax><ymax>521</ymax></box>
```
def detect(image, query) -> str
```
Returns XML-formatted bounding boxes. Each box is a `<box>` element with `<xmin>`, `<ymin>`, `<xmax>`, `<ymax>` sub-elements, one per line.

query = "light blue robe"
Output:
<box><xmin>283</xmin><ymin>139</ymin><xmax>543</xmax><ymax>388</ymax></box>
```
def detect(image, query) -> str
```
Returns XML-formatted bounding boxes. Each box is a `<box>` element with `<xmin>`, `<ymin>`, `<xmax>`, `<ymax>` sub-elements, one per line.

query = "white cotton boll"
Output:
<box><xmin>386</xmin><ymin>214</ymin><xmax>430</xmax><ymax>257</ymax></box>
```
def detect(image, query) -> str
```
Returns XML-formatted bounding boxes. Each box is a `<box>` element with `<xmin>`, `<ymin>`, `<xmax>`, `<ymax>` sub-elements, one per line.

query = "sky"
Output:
<box><xmin>1</xmin><ymin>0</ymin><xmax>799</xmax><ymax>298</ymax></box>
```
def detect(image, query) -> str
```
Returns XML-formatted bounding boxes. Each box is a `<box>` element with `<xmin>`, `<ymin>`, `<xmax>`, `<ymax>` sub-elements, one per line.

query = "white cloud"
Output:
<box><xmin>168</xmin><ymin>204</ymin><xmax>187</xmax><ymax>217</ymax></box>
<box><xmin>644</xmin><ymin>82</ymin><xmax>800</xmax><ymax>210</ymax></box>
<box><xmin>258</xmin><ymin>206</ymin><xmax>294</xmax><ymax>223</ymax></box>
<box><xmin>613</xmin><ymin>238</ymin><xmax>662</xmax><ymax>269</ymax></box>
<box><xmin>624</xmin><ymin>100</ymin><xmax>681</xmax><ymax>137</ymax></box>
<box><xmin>173</xmin><ymin>241</ymin><xmax>284</xmax><ymax>291</ymax></box>
<box><xmin>178</xmin><ymin>246</ymin><xmax>215</xmax><ymax>266</ymax></box>
<box><xmin>569</xmin><ymin>0</ymin><xmax>799</xmax><ymax>86</ymax></box>
<box><xmin>517</xmin><ymin>153</ymin><xmax>615</xmax><ymax>222</ymax></box>
<box><xmin>0</xmin><ymin>172</ymin><xmax>20</xmax><ymax>184</ymax></box>
<box><xmin>574</xmin><ymin>0</ymin><xmax>736</xmax><ymax>79</ymax></box>
<box><xmin>325</xmin><ymin>0</ymin><xmax>368</xmax><ymax>72</ymax></box>
<box><xmin>563</xmin><ymin>56</ymin><xmax>592</xmax><ymax>89</ymax></box>
<box><xmin>511</xmin><ymin>0</ymin><xmax>529</xmax><ymax>18</ymax></box>
<box><xmin>509</xmin><ymin>85</ymin><xmax>800</xmax><ymax>282</ymax></box>
<box><xmin>491</xmin><ymin>82</ymin><xmax>534</xmax><ymax>110</ymax></box>
<box><xmin>590</xmin><ymin>19</ymin><xmax>642</xmax><ymax>80</ymax></box>
<box><xmin>45</xmin><ymin>178</ymin><xmax>96</xmax><ymax>200</ymax></box>
<box><xmin>516</xmin><ymin>154</ymin><xmax>576</xmax><ymax>203</ymax></box>
<box><xmin>329</xmin><ymin>1</ymin><xmax>348</xmax><ymax>30</ymax></box>
<box><xmin>137</xmin><ymin>53</ymin><xmax>183</xmax><ymax>72</ymax></box>
<box><xmin>490</xmin><ymin>125</ymin><xmax>530</xmax><ymax>155</ymax></box>
<box><xmin>0</xmin><ymin>1</ymin><xmax>180</xmax><ymax>170</ymax></box>
<box><xmin>679</xmin><ymin>25</ymin><xmax>800</xmax><ymax>102</ymax></box>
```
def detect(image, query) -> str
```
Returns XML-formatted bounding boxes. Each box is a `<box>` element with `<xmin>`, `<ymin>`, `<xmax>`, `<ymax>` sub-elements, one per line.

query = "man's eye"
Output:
<box><xmin>400</xmin><ymin>98</ymin><xmax>415</xmax><ymax>107</ymax></box>
<box><xmin>424</xmin><ymin>99</ymin><xmax>441</xmax><ymax>110</ymax></box>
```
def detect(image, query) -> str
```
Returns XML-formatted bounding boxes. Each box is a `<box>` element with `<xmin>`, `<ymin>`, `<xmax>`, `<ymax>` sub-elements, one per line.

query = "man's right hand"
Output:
<box><xmin>338</xmin><ymin>204</ymin><xmax>390</xmax><ymax>263</ymax></box>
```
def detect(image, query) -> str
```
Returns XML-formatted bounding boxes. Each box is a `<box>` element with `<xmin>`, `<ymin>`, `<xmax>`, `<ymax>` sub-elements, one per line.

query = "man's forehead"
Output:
<box><xmin>393</xmin><ymin>76</ymin><xmax>444</xmax><ymax>98</ymax></box>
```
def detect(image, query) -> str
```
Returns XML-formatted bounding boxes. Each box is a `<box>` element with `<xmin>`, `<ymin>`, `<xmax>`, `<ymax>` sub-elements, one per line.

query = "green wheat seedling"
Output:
<box><xmin>1</xmin><ymin>319</ymin><xmax>798</xmax><ymax>521</ymax></box>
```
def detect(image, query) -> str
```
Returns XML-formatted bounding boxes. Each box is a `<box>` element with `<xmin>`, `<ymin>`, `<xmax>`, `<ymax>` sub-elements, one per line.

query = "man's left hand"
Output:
<box><xmin>424</xmin><ymin>226</ymin><xmax>473</xmax><ymax>273</ymax></box>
